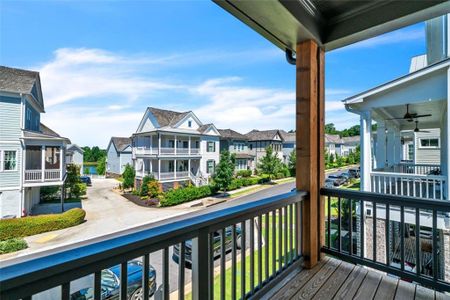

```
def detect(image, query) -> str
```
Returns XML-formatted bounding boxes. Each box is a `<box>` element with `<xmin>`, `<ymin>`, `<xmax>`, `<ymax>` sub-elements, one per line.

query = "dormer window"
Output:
<box><xmin>188</xmin><ymin>120</ymin><xmax>192</xmax><ymax>127</ymax></box>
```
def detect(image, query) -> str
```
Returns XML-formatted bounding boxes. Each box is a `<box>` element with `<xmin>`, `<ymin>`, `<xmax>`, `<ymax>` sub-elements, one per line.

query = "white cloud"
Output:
<box><xmin>336</xmin><ymin>27</ymin><xmax>424</xmax><ymax>51</ymax></box>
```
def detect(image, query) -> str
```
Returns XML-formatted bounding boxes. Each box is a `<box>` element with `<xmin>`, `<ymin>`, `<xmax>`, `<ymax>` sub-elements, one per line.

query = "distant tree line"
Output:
<box><xmin>82</xmin><ymin>146</ymin><xmax>106</xmax><ymax>162</ymax></box>
<box><xmin>324</xmin><ymin>123</ymin><xmax>377</xmax><ymax>137</ymax></box>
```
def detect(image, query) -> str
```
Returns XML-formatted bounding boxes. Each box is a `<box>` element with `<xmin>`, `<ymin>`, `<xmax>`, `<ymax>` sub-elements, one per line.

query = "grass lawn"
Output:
<box><xmin>186</xmin><ymin>211</ymin><xmax>298</xmax><ymax>300</ymax></box>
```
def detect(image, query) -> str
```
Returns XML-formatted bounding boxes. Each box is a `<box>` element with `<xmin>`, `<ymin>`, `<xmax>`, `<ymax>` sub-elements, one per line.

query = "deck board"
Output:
<box><xmin>270</xmin><ymin>256</ymin><xmax>447</xmax><ymax>300</ymax></box>
<box><xmin>312</xmin><ymin>261</ymin><xmax>355</xmax><ymax>300</ymax></box>
<box><xmin>394</xmin><ymin>280</ymin><xmax>416</xmax><ymax>300</ymax></box>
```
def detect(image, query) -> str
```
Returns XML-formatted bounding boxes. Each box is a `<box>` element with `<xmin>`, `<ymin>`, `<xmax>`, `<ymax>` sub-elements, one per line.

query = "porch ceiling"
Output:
<box><xmin>373</xmin><ymin>100</ymin><xmax>446</xmax><ymax>130</ymax></box>
<box><xmin>213</xmin><ymin>0</ymin><xmax>449</xmax><ymax>52</ymax></box>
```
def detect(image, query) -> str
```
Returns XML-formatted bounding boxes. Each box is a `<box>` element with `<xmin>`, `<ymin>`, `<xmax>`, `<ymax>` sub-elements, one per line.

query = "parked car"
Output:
<box><xmin>173</xmin><ymin>225</ymin><xmax>242</xmax><ymax>267</ymax></box>
<box><xmin>324</xmin><ymin>178</ymin><xmax>335</xmax><ymax>188</ymax></box>
<box><xmin>34</xmin><ymin>260</ymin><xmax>156</xmax><ymax>300</ymax></box>
<box><xmin>79</xmin><ymin>176</ymin><xmax>92</xmax><ymax>186</ymax></box>
<box><xmin>327</xmin><ymin>175</ymin><xmax>345</xmax><ymax>186</ymax></box>
<box><xmin>348</xmin><ymin>168</ymin><xmax>360</xmax><ymax>178</ymax></box>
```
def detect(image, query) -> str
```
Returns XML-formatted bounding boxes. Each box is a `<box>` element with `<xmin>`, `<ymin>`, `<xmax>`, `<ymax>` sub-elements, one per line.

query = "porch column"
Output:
<box><xmin>360</xmin><ymin>111</ymin><xmax>372</xmax><ymax>192</ymax></box>
<box><xmin>150</xmin><ymin>135</ymin><xmax>153</xmax><ymax>154</ymax></box>
<box><xmin>142</xmin><ymin>159</ymin><xmax>146</xmax><ymax>176</ymax></box>
<box><xmin>188</xmin><ymin>136</ymin><xmax>191</xmax><ymax>155</ymax></box>
<box><xmin>394</xmin><ymin>128</ymin><xmax>402</xmax><ymax>164</ymax></box>
<box><xmin>296</xmin><ymin>40</ymin><xmax>325</xmax><ymax>268</ymax></box>
<box><xmin>188</xmin><ymin>159</ymin><xmax>191</xmax><ymax>174</ymax></box>
<box><xmin>386</xmin><ymin>124</ymin><xmax>396</xmax><ymax>166</ymax></box>
<box><xmin>174</xmin><ymin>135</ymin><xmax>177</xmax><ymax>155</ymax></box>
<box><xmin>158</xmin><ymin>159</ymin><xmax>161</xmax><ymax>180</ymax></box>
<box><xmin>41</xmin><ymin>145</ymin><xmax>45</xmax><ymax>182</ymax></box>
<box><xmin>174</xmin><ymin>159</ymin><xmax>177</xmax><ymax>179</ymax></box>
<box><xmin>375</xmin><ymin>120</ymin><xmax>386</xmax><ymax>169</ymax></box>
<box><xmin>150</xmin><ymin>159</ymin><xmax>152</xmax><ymax>174</ymax></box>
<box><xmin>59</xmin><ymin>147</ymin><xmax>63</xmax><ymax>180</ymax></box>
<box><xmin>158</xmin><ymin>133</ymin><xmax>161</xmax><ymax>155</ymax></box>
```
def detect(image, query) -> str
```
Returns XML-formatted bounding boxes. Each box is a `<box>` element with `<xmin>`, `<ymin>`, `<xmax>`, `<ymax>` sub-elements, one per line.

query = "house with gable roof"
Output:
<box><xmin>218</xmin><ymin>128</ymin><xmax>255</xmax><ymax>171</ymax></box>
<box><xmin>245</xmin><ymin>129</ymin><xmax>284</xmax><ymax>168</ymax></box>
<box><xmin>131</xmin><ymin>107</ymin><xmax>220</xmax><ymax>189</ymax></box>
<box><xmin>106</xmin><ymin>137</ymin><xmax>132</xmax><ymax>176</ymax></box>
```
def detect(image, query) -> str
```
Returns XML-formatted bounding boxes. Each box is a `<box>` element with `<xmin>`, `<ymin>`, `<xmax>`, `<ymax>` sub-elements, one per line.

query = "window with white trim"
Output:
<box><xmin>207</xmin><ymin>160</ymin><xmax>215</xmax><ymax>174</ymax></box>
<box><xmin>207</xmin><ymin>141</ymin><xmax>215</xmax><ymax>152</ymax></box>
<box><xmin>419</xmin><ymin>138</ymin><xmax>439</xmax><ymax>148</ymax></box>
<box><xmin>3</xmin><ymin>150</ymin><xmax>17</xmax><ymax>171</ymax></box>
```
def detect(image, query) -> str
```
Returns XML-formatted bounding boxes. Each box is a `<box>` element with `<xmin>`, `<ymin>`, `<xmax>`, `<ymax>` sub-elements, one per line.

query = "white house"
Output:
<box><xmin>0</xmin><ymin>66</ymin><xmax>70</xmax><ymax>218</ymax></box>
<box><xmin>106</xmin><ymin>137</ymin><xmax>132</xmax><ymax>176</ymax></box>
<box><xmin>132</xmin><ymin>107</ymin><xmax>220</xmax><ymax>189</ymax></box>
<box><xmin>65</xmin><ymin>144</ymin><xmax>84</xmax><ymax>174</ymax></box>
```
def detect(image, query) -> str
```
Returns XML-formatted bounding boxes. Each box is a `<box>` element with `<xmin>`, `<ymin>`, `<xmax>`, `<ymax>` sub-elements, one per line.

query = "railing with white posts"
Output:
<box><xmin>370</xmin><ymin>171</ymin><xmax>446</xmax><ymax>200</ymax></box>
<box><xmin>134</xmin><ymin>147</ymin><xmax>158</xmax><ymax>155</ymax></box>
<box><xmin>0</xmin><ymin>191</ymin><xmax>305</xmax><ymax>300</ymax></box>
<box><xmin>25</xmin><ymin>169</ymin><xmax>61</xmax><ymax>182</ymax></box>
<box><xmin>134</xmin><ymin>146</ymin><xmax>201</xmax><ymax>156</ymax></box>
<box><xmin>158</xmin><ymin>171</ymin><xmax>190</xmax><ymax>180</ymax></box>
<box><xmin>393</xmin><ymin>163</ymin><xmax>441</xmax><ymax>175</ymax></box>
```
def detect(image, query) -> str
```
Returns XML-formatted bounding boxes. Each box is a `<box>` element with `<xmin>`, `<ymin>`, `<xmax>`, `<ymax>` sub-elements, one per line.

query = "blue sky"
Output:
<box><xmin>1</xmin><ymin>1</ymin><xmax>426</xmax><ymax>147</ymax></box>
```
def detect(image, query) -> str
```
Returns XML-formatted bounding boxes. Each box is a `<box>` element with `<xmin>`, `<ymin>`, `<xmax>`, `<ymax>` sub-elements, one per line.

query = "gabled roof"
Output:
<box><xmin>218</xmin><ymin>129</ymin><xmax>247</xmax><ymax>140</ymax></box>
<box><xmin>110</xmin><ymin>137</ymin><xmax>132</xmax><ymax>152</ymax></box>
<box><xmin>341</xmin><ymin>136</ymin><xmax>360</xmax><ymax>145</ymax></box>
<box><xmin>66</xmin><ymin>144</ymin><xmax>84</xmax><ymax>154</ymax></box>
<box><xmin>245</xmin><ymin>129</ymin><xmax>284</xmax><ymax>142</ymax></box>
<box><xmin>23</xmin><ymin>123</ymin><xmax>70</xmax><ymax>143</ymax></box>
<box><xmin>325</xmin><ymin>134</ymin><xmax>342</xmax><ymax>144</ymax></box>
<box><xmin>0</xmin><ymin>66</ymin><xmax>44</xmax><ymax>111</ymax></box>
<box><xmin>280</xmin><ymin>130</ymin><xmax>295</xmax><ymax>143</ymax></box>
<box><xmin>148</xmin><ymin>107</ymin><xmax>194</xmax><ymax>127</ymax></box>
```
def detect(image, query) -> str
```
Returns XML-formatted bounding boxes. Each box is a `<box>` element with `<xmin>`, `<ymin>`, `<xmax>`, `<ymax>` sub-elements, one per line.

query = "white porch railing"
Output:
<box><xmin>159</xmin><ymin>171</ymin><xmax>190</xmax><ymax>180</ymax></box>
<box><xmin>393</xmin><ymin>163</ymin><xmax>441</xmax><ymax>175</ymax></box>
<box><xmin>134</xmin><ymin>147</ymin><xmax>158</xmax><ymax>155</ymax></box>
<box><xmin>25</xmin><ymin>169</ymin><xmax>61</xmax><ymax>182</ymax></box>
<box><xmin>134</xmin><ymin>146</ymin><xmax>201</xmax><ymax>156</ymax></box>
<box><xmin>370</xmin><ymin>171</ymin><xmax>446</xmax><ymax>200</ymax></box>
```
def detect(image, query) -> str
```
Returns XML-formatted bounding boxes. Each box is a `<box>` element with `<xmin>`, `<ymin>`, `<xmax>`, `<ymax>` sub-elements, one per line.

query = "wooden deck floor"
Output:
<box><xmin>271</xmin><ymin>257</ymin><xmax>450</xmax><ymax>300</ymax></box>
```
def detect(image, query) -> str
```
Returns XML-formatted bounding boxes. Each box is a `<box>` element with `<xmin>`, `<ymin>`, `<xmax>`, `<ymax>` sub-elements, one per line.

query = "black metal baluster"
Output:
<box><xmin>232</xmin><ymin>225</ymin><xmax>237</xmax><ymax>300</ymax></box>
<box><xmin>94</xmin><ymin>271</ymin><xmax>101</xmax><ymax>300</ymax></box>
<box><xmin>284</xmin><ymin>206</ymin><xmax>288</xmax><ymax>266</ymax></box>
<box><xmin>289</xmin><ymin>204</ymin><xmax>293</xmax><ymax>264</ymax></box>
<box><xmin>385</xmin><ymin>204</ymin><xmax>390</xmax><ymax>266</ymax></box>
<box><xmin>349</xmin><ymin>199</ymin><xmax>353</xmax><ymax>255</ymax></box>
<box><xmin>295</xmin><ymin>202</ymin><xmax>301</xmax><ymax>258</ymax></box>
<box><xmin>327</xmin><ymin>196</ymin><xmax>331</xmax><ymax>248</ymax></box>
<box><xmin>220</xmin><ymin>228</ymin><xmax>226</xmax><ymax>300</ymax></box>
<box><xmin>400</xmin><ymin>206</ymin><xmax>405</xmax><ymax>272</ymax></box>
<box><xmin>360</xmin><ymin>199</ymin><xmax>365</xmax><ymax>258</ymax></box>
<box><xmin>264</xmin><ymin>213</ymin><xmax>269</xmax><ymax>282</ymax></box>
<box><xmin>432</xmin><ymin>209</ymin><xmax>438</xmax><ymax>281</ymax></box>
<box><xmin>61</xmin><ymin>282</ymin><xmax>70</xmax><ymax>300</ymax></box>
<box><xmin>338</xmin><ymin>197</ymin><xmax>342</xmax><ymax>252</ymax></box>
<box><xmin>143</xmin><ymin>254</ymin><xmax>150</xmax><ymax>300</ymax></box>
<box><xmin>120</xmin><ymin>262</ymin><xmax>128</xmax><ymax>300</ymax></box>
<box><xmin>241</xmin><ymin>221</ymin><xmax>246</xmax><ymax>299</ymax></box>
<box><xmin>373</xmin><ymin>201</ymin><xmax>377</xmax><ymax>262</ymax></box>
<box><xmin>278</xmin><ymin>208</ymin><xmax>282</xmax><ymax>272</ymax></box>
<box><xmin>272</xmin><ymin>210</ymin><xmax>276</xmax><ymax>275</ymax></box>
<box><xmin>163</xmin><ymin>247</ymin><xmax>169</xmax><ymax>300</ymax></box>
<box><xmin>178</xmin><ymin>243</ymin><xmax>185</xmax><ymax>300</ymax></box>
<box><xmin>209</xmin><ymin>233</ymin><xmax>214</xmax><ymax>300</ymax></box>
<box><xmin>415</xmin><ymin>209</ymin><xmax>420</xmax><ymax>276</ymax></box>
<box><xmin>258</xmin><ymin>215</ymin><xmax>262</xmax><ymax>287</ymax></box>
<box><xmin>249</xmin><ymin>219</ymin><xmax>255</xmax><ymax>294</ymax></box>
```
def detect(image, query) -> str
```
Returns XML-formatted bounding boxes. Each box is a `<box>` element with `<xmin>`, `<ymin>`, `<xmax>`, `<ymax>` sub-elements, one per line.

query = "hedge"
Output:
<box><xmin>160</xmin><ymin>185</ymin><xmax>219</xmax><ymax>207</ymax></box>
<box><xmin>227</xmin><ymin>176</ymin><xmax>270</xmax><ymax>191</ymax></box>
<box><xmin>0</xmin><ymin>208</ymin><xmax>86</xmax><ymax>241</ymax></box>
<box><xmin>236</xmin><ymin>170</ymin><xmax>252</xmax><ymax>178</ymax></box>
<box><xmin>0</xmin><ymin>238</ymin><xmax>28</xmax><ymax>254</ymax></box>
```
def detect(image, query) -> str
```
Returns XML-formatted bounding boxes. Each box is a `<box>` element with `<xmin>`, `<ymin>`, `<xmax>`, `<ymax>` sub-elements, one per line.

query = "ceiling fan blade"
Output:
<box><xmin>414</xmin><ymin>114</ymin><xmax>432</xmax><ymax>118</ymax></box>
<box><xmin>385</xmin><ymin>117</ymin><xmax>406</xmax><ymax>120</ymax></box>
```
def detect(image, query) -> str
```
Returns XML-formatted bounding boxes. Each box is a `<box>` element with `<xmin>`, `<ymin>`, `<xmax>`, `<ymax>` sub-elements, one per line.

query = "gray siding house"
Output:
<box><xmin>280</xmin><ymin>130</ymin><xmax>296</xmax><ymax>164</ymax></box>
<box><xmin>245</xmin><ymin>129</ymin><xmax>284</xmax><ymax>169</ymax></box>
<box><xmin>106</xmin><ymin>137</ymin><xmax>132</xmax><ymax>176</ymax></box>
<box><xmin>218</xmin><ymin>129</ymin><xmax>255</xmax><ymax>171</ymax></box>
<box><xmin>0</xmin><ymin>66</ymin><xmax>70</xmax><ymax>218</ymax></box>
<box><xmin>65</xmin><ymin>144</ymin><xmax>84</xmax><ymax>174</ymax></box>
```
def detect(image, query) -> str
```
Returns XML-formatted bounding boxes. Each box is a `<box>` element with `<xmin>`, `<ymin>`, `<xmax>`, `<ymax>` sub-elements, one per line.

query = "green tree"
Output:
<box><xmin>122</xmin><ymin>164</ymin><xmax>135</xmax><ymax>190</ymax></box>
<box><xmin>325</xmin><ymin>123</ymin><xmax>339</xmax><ymax>135</ymax></box>
<box><xmin>140</xmin><ymin>175</ymin><xmax>155</xmax><ymax>196</ymax></box>
<box><xmin>287</xmin><ymin>150</ymin><xmax>296</xmax><ymax>176</ymax></box>
<box><xmin>97</xmin><ymin>156</ymin><xmax>106</xmax><ymax>175</ymax></box>
<box><xmin>213</xmin><ymin>151</ymin><xmax>235</xmax><ymax>193</ymax></box>
<box><xmin>66</xmin><ymin>164</ymin><xmax>80</xmax><ymax>198</ymax></box>
<box><xmin>258</xmin><ymin>146</ymin><xmax>282</xmax><ymax>180</ymax></box>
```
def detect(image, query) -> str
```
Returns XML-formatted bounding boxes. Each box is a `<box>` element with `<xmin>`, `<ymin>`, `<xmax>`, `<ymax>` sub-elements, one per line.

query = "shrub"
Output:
<box><xmin>140</xmin><ymin>175</ymin><xmax>155</xmax><ymax>196</ymax></box>
<box><xmin>122</xmin><ymin>164</ymin><xmax>135</xmax><ymax>189</ymax></box>
<box><xmin>0</xmin><ymin>238</ymin><xmax>28</xmax><ymax>254</ymax></box>
<box><xmin>236</xmin><ymin>170</ymin><xmax>252</xmax><ymax>178</ymax></box>
<box><xmin>40</xmin><ymin>186</ymin><xmax>60</xmax><ymax>202</ymax></box>
<box><xmin>160</xmin><ymin>185</ymin><xmax>218</xmax><ymax>207</ymax></box>
<box><xmin>0</xmin><ymin>208</ymin><xmax>86</xmax><ymax>241</ymax></box>
<box><xmin>258</xmin><ymin>175</ymin><xmax>271</xmax><ymax>184</ymax></box>
<box><xmin>97</xmin><ymin>156</ymin><xmax>106</xmax><ymax>175</ymax></box>
<box><xmin>147</xmin><ymin>180</ymin><xmax>161</xmax><ymax>198</ymax></box>
<box><xmin>71</xmin><ymin>183</ymin><xmax>87</xmax><ymax>198</ymax></box>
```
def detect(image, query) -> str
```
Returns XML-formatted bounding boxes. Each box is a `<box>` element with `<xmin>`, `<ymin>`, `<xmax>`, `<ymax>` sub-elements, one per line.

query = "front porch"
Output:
<box><xmin>23</xmin><ymin>145</ymin><xmax>64</xmax><ymax>185</ymax></box>
<box><xmin>133</xmin><ymin>133</ymin><xmax>201</xmax><ymax>157</ymax></box>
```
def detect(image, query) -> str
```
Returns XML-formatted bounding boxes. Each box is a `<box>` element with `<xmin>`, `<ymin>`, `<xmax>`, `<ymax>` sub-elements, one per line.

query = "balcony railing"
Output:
<box><xmin>370</xmin><ymin>171</ymin><xmax>446</xmax><ymax>200</ymax></box>
<box><xmin>134</xmin><ymin>147</ymin><xmax>202</xmax><ymax>156</ymax></box>
<box><xmin>24</xmin><ymin>169</ymin><xmax>61</xmax><ymax>182</ymax></box>
<box><xmin>0</xmin><ymin>191</ymin><xmax>305</xmax><ymax>300</ymax></box>
<box><xmin>394</xmin><ymin>163</ymin><xmax>441</xmax><ymax>175</ymax></box>
<box><xmin>321</xmin><ymin>188</ymin><xmax>450</xmax><ymax>293</ymax></box>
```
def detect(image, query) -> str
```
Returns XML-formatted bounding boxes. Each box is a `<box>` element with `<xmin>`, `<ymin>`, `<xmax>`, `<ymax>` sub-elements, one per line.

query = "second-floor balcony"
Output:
<box><xmin>24</xmin><ymin>145</ymin><xmax>64</xmax><ymax>184</ymax></box>
<box><xmin>133</xmin><ymin>146</ymin><xmax>201</xmax><ymax>157</ymax></box>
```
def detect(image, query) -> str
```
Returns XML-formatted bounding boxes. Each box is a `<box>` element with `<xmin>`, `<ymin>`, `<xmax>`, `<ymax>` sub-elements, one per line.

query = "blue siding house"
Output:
<box><xmin>0</xmin><ymin>66</ymin><xmax>70</xmax><ymax>218</ymax></box>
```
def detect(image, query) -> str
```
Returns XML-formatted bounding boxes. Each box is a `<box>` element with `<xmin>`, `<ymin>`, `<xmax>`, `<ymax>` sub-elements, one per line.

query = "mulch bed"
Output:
<box><xmin>122</xmin><ymin>193</ymin><xmax>159</xmax><ymax>207</ymax></box>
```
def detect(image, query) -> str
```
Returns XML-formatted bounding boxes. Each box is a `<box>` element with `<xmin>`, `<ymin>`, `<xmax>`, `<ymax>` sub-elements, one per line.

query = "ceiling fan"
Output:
<box><xmin>404</xmin><ymin>120</ymin><xmax>430</xmax><ymax>133</ymax></box>
<box><xmin>386</xmin><ymin>104</ymin><xmax>431</xmax><ymax>122</ymax></box>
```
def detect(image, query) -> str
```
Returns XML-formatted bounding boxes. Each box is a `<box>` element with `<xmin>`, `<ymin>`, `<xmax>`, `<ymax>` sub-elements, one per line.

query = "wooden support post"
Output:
<box><xmin>296</xmin><ymin>40</ymin><xmax>325</xmax><ymax>268</ymax></box>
